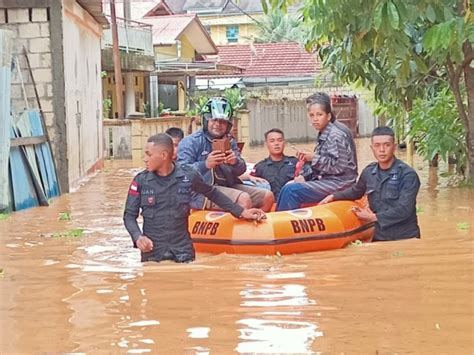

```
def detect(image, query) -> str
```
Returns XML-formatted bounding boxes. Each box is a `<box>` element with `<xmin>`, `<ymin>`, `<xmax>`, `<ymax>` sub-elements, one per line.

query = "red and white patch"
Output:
<box><xmin>128</xmin><ymin>181</ymin><xmax>139</xmax><ymax>196</ymax></box>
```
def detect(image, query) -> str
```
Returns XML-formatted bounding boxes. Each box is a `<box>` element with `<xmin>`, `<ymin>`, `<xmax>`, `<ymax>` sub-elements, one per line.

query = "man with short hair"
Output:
<box><xmin>178</xmin><ymin>97</ymin><xmax>274</xmax><ymax>212</ymax></box>
<box><xmin>165</xmin><ymin>127</ymin><xmax>184</xmax><ymax>160</ymax></box>
<box><xmin>251</xmin><ymin>128</ymin><xmax>312</xmax><ymax>199</ymax></box>
<box><xmin>124</xmin><ymin>133</ymin><xmax>266</xmax><ymax>263</ymax></box>
<box><xmin>320</xmin><ymin>126</ymin><xmax>421</xmax><ymax>241</ymax></box>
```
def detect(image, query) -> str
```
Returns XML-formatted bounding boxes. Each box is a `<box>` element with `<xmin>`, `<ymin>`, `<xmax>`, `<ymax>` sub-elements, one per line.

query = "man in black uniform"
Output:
<box><xmin>251</xmin><ymin>128</ymin><xmax>312</xmax><ymax>199</ymax></box>
<box><xmin>320</xmin><ymin>126</ymin><xmax>420</xmax><ymax>241</ymax></box>
<box><xmin>123</xmin><ymin>133</ymin><xmax>266</xmax><ymax>263</ymax></box>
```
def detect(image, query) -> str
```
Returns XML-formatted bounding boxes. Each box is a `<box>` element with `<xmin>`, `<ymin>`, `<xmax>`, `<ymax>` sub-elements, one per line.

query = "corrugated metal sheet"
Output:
<box><xmin>9</xmin><ymin>126</ymin><xmax>40</xmax><ymax>211</ymax></box>
<box><xmin>29</xmin><ymin>110</ymin><xmax>60</xmax><ymax>199</ymax></box>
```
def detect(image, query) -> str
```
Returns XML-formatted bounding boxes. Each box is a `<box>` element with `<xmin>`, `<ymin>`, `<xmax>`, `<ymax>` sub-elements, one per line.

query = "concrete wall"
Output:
<box><xmin>63</xmin><ymin>0</ymin><xmax>103</xmax><ymax>187</ymax></box>
<box><xmin>103</xmin><ymin>116</ymin><xmax>197</xmax><ymax>166</ymax></box>
<box><xmin>244</xmin><ymin>84</ymin><xmax>378</xmax><ymax>141</ymax></box>
<box><xmin>0</xmin><ymin>0</ymin><xmax>105</xmax><ymax>192</ymax></box>
<box><xmin>0</xmin><ymin>3</ymin><xmax>68</xmax><ymax>188</ymax></box>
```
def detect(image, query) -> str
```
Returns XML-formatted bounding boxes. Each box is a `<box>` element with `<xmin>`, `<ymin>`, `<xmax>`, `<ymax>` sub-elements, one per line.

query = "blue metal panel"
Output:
<box><xmin>28</xmin><ymin>110</ymin><xmax>60</xmax><ymax>199</ymax></box>
<box><xmin>15</xmin><ymin>111</ymin><xmax>48</xmax><ymax>206</ymax></box>
<box><xmin>9</xmin><ymin>126</ymin><xmax>39</xmax><ymax>210</ymax></box>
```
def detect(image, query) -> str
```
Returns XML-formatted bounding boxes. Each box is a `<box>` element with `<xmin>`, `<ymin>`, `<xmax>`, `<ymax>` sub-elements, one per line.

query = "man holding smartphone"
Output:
<box><xmin>320</xmin><ymin>126</ymin><xmax>421</xmax><ymax>241</ymax></box>
<box><xmin>177</xmin><ymin>97</ymin><xmax>274</xmax><ymax>212</ymax></box>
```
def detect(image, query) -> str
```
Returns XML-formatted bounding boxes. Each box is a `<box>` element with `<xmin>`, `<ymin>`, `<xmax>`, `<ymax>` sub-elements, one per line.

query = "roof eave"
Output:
<box><xmin>76</xmin><ymin>0</ymin><xmax>109</xmax><ymax>27</ymax></box>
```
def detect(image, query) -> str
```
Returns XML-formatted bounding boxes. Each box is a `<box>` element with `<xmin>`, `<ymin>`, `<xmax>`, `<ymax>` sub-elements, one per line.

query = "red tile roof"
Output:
<box><xmin>208</xmin><ymin>42</ymin><xmax>321</xmax><ymax>77</ymax></box>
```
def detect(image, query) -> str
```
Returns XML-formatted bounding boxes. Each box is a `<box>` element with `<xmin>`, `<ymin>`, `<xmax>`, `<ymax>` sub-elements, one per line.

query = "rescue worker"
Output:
<box><xmin>177</xmin><ymin>97</ymin><xmax>274</xmax><ymax>212</ymax></box>
<box><xmin>320</xmin><ymin>126</ymin><xmax>421</xmax><ymax>241</ymax></box>
<box><xmin>251</xmin><ymin>128</ymin><xmax>312</xmax><ymax>200</ymax></box>
<box><xmin>123</xmin><ymin>133</ymin><xmax>266</xmax><ymax>263</ymax></box>
<box><xmin>276</xmin><ymin>92</ymin><xmax>358</xmax><ymax>211</ymax></box>
<box><xmin>165</xmin><ymin>127</ymin><xmax>184</xmax><ymax>161</ymax></box>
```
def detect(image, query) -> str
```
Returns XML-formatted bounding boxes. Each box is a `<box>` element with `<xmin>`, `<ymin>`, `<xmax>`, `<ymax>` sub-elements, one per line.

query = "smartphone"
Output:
<box><xmin>212</xmin><ymin>138</ymin><xmax>231</xmax><ymax>153</ymax></box>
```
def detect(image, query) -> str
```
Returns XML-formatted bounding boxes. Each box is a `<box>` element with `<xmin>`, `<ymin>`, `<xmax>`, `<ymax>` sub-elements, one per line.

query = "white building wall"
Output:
<box><xmin>63</xmin><ymin>0</ymin><xmax>103</xmax><ymax>186</ymax></box>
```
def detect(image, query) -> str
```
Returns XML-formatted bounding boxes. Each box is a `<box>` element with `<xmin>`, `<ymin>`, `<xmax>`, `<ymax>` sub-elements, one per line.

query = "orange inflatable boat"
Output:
<box><xmin>189</xmin><ymin>200</ymin><xmax>374</xmax><ymax>255</ymax></box>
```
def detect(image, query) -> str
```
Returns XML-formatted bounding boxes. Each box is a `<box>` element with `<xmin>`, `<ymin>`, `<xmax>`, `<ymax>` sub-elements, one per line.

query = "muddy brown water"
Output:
<box><xmin>1</xmin><ymin>139</ymin><xmax>473</xmax><ymax>353</ymax></box>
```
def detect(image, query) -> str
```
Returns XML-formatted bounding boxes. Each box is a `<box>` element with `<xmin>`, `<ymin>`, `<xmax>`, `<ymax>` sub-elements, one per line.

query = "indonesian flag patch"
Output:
<box><xmin>128</xmin><ymin>181</ymin><xmax>139</xmax><ymax>196</ymax></box>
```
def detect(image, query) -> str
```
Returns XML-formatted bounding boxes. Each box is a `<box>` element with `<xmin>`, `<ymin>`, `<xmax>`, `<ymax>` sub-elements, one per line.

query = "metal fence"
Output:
<box><xmin>247</xmin><ymin>99</ymin><xmax>315</xmax><ymax>145</ymax></box>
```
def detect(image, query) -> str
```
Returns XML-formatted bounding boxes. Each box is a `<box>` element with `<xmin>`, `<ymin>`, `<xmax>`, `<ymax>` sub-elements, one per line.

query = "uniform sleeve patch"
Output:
<box><xmin>128</xmin><ymin>180</ymin><xmax>140</xmax><ymax>196</ymax></box>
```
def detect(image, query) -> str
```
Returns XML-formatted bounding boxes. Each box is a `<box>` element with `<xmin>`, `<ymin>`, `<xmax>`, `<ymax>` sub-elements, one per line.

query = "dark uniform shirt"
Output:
<box><xmin>253</xmin><ymin>155</ymin><xmax>312</xmax><ymax>199</ymax></box>
<box><xmin>333</xmin><ymin>158</ymin><xmax>421</xmax><ymax>241</ymax></box>
<box><xmin>123</xmin><ymin>164</ymin><xmax>243</xmax><ymax>263</ymax></box>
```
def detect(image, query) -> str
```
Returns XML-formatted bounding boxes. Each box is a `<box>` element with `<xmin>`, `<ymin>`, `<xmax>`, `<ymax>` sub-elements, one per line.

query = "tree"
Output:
<box><xmin>254</xmin><ymin>9</ymin><xmax>309</xmax><ymax>44</ymax></box>
<box><xmin>263</xmin><ymin>0</ymin><xmax>474</xmax><ymax>182</ymax></box>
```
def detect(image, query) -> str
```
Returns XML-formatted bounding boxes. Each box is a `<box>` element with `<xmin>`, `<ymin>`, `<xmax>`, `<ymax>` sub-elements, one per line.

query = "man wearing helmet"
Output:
<box><xmin>177</xmin><ymin>97</ymin><xmax>274</xmax><ymax>212</ymax></box>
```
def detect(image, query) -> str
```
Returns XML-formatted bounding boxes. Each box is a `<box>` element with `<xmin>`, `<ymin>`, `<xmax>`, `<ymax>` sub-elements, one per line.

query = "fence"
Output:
<box><xmin>103</xmin><ymin>110</ymin><xmax>251</xmax><ymax>166</ymax></box>
<box><xmin>247</xmin><ymin>99</ymin><xmax>315</xmax><ymax>145</ymax></box>
<box><xmin>247</xmin><ymin>96</ymin><xmax>364</xmax><ymax>145</ymax></box>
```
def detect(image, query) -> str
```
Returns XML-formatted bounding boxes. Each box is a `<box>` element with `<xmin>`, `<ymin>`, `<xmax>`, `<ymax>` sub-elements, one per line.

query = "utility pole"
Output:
<box><xmin>123</xmin><ymin>0</ymin><xmax>135</xmax><ymax>117</ymax></box>
<box><xmin>110</xmin><ymin>0</ymin><xmax>124</xmax><ymax>119</ymax></box>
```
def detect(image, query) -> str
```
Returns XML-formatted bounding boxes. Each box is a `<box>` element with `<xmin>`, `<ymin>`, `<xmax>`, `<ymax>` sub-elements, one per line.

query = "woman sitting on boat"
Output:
<box><xmin>276</xmin><ymin>92</ymin><xmax>358</xmax><ymax>211</ymax></box>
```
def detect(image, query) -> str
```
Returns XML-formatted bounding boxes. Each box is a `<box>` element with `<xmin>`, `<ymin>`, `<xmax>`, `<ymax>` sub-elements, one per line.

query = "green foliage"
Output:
<box><xmin>408</xmin><ymin>85</ymin><xmax>466</xmax><ymax>172</ymax></box>
<box><xmin>52</xmin><ymin>228</ymin><xmax>84</xmax><ymax>239</ymax></box>
<box><xmin>187</xmin><ymin>88</ymin><xmax>246</xmax><ymax>117</ymax></box>
<box><xmin>0</xmin><ymin>213</ymin><xmax>9</xmax><ymax>221</ymax></box>
<box><xmin>58</xmin><ymin>212</ymin><xmax>71</xmax><ymax>221</ymax></box>
<box><xmin>270</xmin><ymin>0</ymin><xmax>473</xmax><ymax>181</ymax></box>
<box><xmin>254</xmin><ymin>8</ymin><xmax>309</xmax><ymax>44</ymax></box>
<box><xmin>457</xmin><ymin>222</ymin><xmax>470</xmax><ymax>230</ymax></box>
<box><xmin>187</xmin><ymin>95</ymin><xmax>210</xmax><ymax>117</ymax></box>
<box><xmin>103</xmin><ymin>97</ymin><xmax>112</xmax><ymax>119</ymax></box>
<box><xmin>143</xmin><ymin>102</ymin><xmax>166</xmax><ymax>118</ymax></box>
<box><xmin>223</xmin><ymin>87</ymin><xmax>245</xmax><ymax>111</ymax></box>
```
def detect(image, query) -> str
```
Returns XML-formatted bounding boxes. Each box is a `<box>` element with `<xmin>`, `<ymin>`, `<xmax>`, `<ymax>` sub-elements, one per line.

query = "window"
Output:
<box><xmin>226</xmin><ymin>25</ymin><xmax>239</xmax><ymax>43</ymax></box>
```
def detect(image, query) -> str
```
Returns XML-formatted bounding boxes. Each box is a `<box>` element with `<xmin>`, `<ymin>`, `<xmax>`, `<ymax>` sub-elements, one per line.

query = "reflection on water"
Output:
<box><xmin>236</xmin><ymin>318</ymin><xmax>322</xmax><ymax>354</ymax></box>
<box><xmin>237</xmin><ymin>277</ymin><xmax>321</xmax><ymax>353</ymax></box>
<box><xmin>240</xmin><ymin>283</ymin><xmax>315</xmax><ymax>307</ymax></box>
<box><xmin>1</xmin><ymin>140</ymin><xmax>473</xmax><ymax>353</ymax></box>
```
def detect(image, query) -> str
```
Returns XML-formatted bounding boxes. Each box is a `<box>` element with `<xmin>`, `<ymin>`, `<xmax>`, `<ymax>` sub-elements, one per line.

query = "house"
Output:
<box><xmin>144</xmin><ymin>0</ymin><xmax>265</xmax><ymax>45</ymax></box>
<box><xmin>199</xmin><ymin>42</ymin><xmax>376</xmax><ymax>142</ymax></box>
<box><xmin>141</xmin><ymin>13</ymin><xmax>219</xmax><ymax>112</ymax></box>
<box><xmin>200</xmin><ymin>42</ymin><xmax>322</xmax><ymax>88</ymax></box>
<box><xmin>0</xmin><ymin>0</ymin><xmax>108</xmax><ymax>192</ymax></box>
<box><xmin>101</xmin><ymin>10</ymin><xmax>155</xmax><ymax>119</ymax></box>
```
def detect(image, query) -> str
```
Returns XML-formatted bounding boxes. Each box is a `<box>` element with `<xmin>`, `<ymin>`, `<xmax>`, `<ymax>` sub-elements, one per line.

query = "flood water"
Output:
<box><xmin>1</xmin><ymin>139</ymin><xmax>473</xmax><ymax>353</ymax></box>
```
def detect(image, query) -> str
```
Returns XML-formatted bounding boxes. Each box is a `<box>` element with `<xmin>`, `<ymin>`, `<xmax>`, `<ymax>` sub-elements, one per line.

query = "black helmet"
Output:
<box><xmin>201</xmin><ymin>97</ymin><xmax>233</xmax><ymax>134</ymax></box>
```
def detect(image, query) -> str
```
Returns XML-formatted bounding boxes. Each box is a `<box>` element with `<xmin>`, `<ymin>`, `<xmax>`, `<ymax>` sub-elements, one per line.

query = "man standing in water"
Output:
<box><xmin>320</xmin><ymin>126</ymin><xmax>421</xmax><ymax>241</ymax></box>
<box><xmin>123</xmin><ymin>133</ymin><xmax>266</xmax><ymax>263</ymax></box>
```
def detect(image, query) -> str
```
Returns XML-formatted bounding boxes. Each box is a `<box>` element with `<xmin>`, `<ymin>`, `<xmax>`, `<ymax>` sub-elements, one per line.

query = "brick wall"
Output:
<box><xmin>0</xmin><ymin>8</ymin><xmax>55</xmax><ymax>137</ymax></box>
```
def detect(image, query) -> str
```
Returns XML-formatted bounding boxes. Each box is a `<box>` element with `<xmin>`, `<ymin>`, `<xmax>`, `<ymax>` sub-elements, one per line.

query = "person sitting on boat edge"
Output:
<box><xmin>276</xmin><ymin>92</ymin><xmax>358</xmax><ymax>211</ymax></box>
<box><xmin>249</xmin><ymin>128</ymin><xmax>312</xmax><ymax>200</ymax></box>
<box><xmin>320</xmin><ymin>126</ymin><xmax>421</xmax><ymax>241</ymax></box>
<box><xmin>165</xmin><ymin>127</ymin><xmax>184</xmax><ymax>161</ymax></box>
<box><xmin>123</xmin><ymin>133</ymin><xmax>266</xmax><ymax>263</ymax></box>
<box><xmin>177</xmin><ymin>97</ymin><xmax>275</xmax><ymax>212</ymax></box>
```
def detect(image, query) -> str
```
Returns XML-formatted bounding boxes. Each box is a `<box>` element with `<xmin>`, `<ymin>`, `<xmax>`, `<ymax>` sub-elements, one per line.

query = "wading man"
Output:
<box><xmin>124</xmin><ymin>133</ymin><xmax>266</xmax><ymax>263</ymax></box>
<box><xmin>320</xmin><ymin>126</ymin><xmax>421</xmax><ymax>241</ymax></box>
